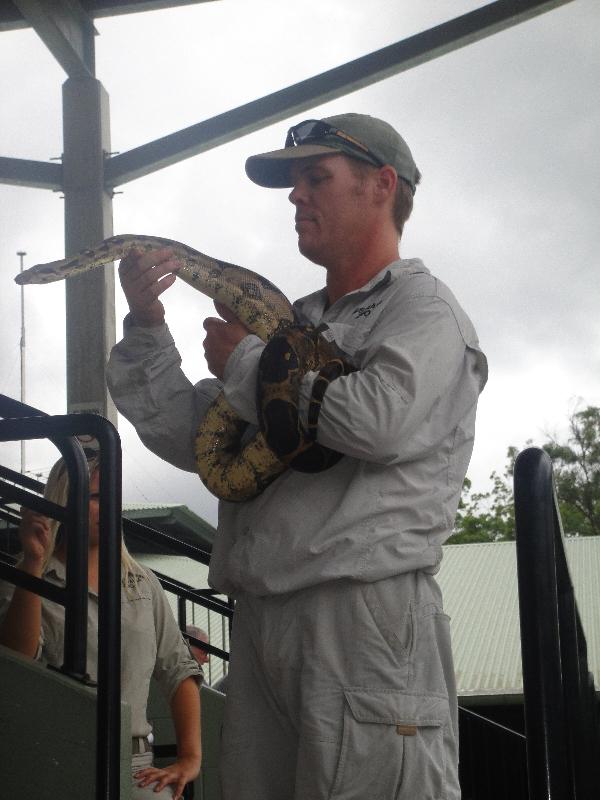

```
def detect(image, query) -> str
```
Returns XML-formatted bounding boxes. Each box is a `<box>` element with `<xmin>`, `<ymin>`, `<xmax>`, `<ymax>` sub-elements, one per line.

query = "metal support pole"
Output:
<box><xmin>62</xmin><ymin>75</ymin><xmax>117</xmax><ymax>425</ymax></box>
<box><xmin>178</xmin><ymin>595</ymin><xmax>187</xmax><ymax>631</ymax></box>
<box><xmin>17</xmin><ymin>251</ymin><xmax>27</xmax><ymax>473</ymax></box>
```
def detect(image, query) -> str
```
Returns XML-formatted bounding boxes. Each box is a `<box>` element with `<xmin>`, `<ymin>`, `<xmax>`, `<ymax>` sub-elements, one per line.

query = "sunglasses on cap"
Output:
<box><xmin>55</xmin><ymin>446</ymin><xmax>100</xmax><ymax>475</ymax></box>
<box><xmin>285</xmin><ymin>119</ymin><xmax>384</xmax><ymax>168</ymax></box>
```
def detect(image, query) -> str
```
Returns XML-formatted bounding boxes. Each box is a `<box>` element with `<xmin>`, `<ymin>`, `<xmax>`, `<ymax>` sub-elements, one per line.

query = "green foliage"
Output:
<box><xmin>448</xmin><ymin>469</ymin><xmax>515</xmax><ymax>545</ymax></box>
<box><xmin>543</xmin><ymin>405</ymin><xmax>600</xmax><ymax>537</ymax></box>
<box><xmin>447</xmin><ymin>405</ymin><xmax>600</xmax><ymax>544</ymax></box>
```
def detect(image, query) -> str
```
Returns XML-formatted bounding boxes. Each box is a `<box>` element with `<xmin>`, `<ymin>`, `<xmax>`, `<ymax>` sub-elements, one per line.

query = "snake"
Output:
<box><xmin>15</xmin><ymin>234</ymin><xmax>351</xmax><ymax>502</ymax></box>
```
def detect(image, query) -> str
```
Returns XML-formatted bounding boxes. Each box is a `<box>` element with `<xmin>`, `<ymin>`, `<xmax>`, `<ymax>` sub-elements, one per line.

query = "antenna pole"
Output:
<box><xmin>17</xmin><ymin>251</ymin><xmax>27</xmax><ymax>474</ymax></box>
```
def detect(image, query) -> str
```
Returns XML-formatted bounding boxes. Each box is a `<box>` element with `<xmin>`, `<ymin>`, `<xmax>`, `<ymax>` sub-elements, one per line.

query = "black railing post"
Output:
<box><xmin>514</xmin><ymin>447</ymin><xmax>572</xmax><ymax>799</ymax></box>
<box><xmin>178</xmin><ymin>595</ymin><xmax>187</xmax><ymax>630</ymax></box>
<box><xmin>0</xmin><ymin>415</ymin><xmax>90</xmax><ymax>679</ymax></box>
<box><xmin>0</xmin><ymin>398</ymin><xmax>123</xmax><ymax>800</ymax></box>
<box><xmin>514</xmin><ymin>445</ymin><xmax>600</xmax><ymax>800</ymax></box>
<box><xmin>60</xmin><ymin>444</ymin><xmax>90</xmax><ymax>679</ymax></box>
<box><xmin>87</xmin><ymin>414</ymin><xmax>122</xmax><ymax>800</ymax></box>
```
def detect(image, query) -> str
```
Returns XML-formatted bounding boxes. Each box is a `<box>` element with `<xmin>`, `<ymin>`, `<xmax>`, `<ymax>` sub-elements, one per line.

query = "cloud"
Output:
<box><xmin>1</xmin><ymin>0</ymin><xmax>598</xmax><ymax>511</ymax></box>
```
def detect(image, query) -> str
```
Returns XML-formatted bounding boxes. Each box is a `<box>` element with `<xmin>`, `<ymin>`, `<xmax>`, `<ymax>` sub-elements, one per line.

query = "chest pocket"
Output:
<box><xmin>325</xmin><ymin>305</ymin><xmax>384</xmax><ymax>360</ymax></box>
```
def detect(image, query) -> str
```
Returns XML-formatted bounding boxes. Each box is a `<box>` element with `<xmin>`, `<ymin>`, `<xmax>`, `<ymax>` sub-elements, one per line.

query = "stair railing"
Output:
<box><xmin>514</xmin><ymin>446</ymin><xmax>600</xmax><ymax>800</ymax></box>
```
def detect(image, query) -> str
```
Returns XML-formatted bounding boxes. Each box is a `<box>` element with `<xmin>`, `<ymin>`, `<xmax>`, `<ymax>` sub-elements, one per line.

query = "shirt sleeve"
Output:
<box><xmin>299</xmin><ymin>293</ymin><xmax>488</xmax><ymax>465</ymax></box>
<box><xmin>107</xmin><ymin>316</ymin><xmax>222</xmax><ymax>472</ymax></box>
<box><xmin>222</xmin><ymin>334</ymin><xmax>265</xmax><ymax>425</ymax></box>
<box><xmin>146</xmin><ymin>569</ymin><xmax>203</xmax><ymax>701</ymax></box>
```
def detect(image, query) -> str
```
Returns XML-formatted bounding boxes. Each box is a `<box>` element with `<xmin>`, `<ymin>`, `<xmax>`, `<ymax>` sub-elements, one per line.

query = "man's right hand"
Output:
<box><xmin>118</xmin><ymin>247</ymin><xmax>181</xmax><ymax>327</ymax></box>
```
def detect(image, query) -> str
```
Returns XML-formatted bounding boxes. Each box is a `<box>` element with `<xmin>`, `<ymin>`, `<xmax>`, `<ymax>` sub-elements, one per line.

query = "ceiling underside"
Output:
<box><xmin>0</xmin><ymin>0</ymin><xmax>216</xmax><ymax>30</ymax></box>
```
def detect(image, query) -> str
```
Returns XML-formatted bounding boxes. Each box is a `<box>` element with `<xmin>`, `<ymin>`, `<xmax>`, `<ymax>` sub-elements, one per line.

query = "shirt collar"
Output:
<box><xmin>44</xmin><ymin>554</ymin><xmax>67</xmax><ymax>585</ymax></box>
<box><xmin>295</xmin><ymin>258</ymin><xmax>429</xmax><ymax>318</ymax></box>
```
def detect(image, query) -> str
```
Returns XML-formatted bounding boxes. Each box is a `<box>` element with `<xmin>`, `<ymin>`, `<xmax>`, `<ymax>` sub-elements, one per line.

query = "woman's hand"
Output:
<box><xmin>0</xmin><ymin>508</ymin><xmax>50</xmax><ymax>656</ymax></box>
<box><xmin>133</xmin><ymin>754</ymin><xmax>201</xmax><ymax>800</ymax></box>
<box><xmin>19</xmin><ymin>509</ymin><xmax>51</xmax><ymax>575</ymax></box>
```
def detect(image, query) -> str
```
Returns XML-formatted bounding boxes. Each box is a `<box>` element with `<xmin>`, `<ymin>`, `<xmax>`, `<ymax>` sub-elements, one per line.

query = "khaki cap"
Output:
<box><xmin>245</xmin><ymin>113</ymin><xmax>419</xmax><ymax>193</ymax></box>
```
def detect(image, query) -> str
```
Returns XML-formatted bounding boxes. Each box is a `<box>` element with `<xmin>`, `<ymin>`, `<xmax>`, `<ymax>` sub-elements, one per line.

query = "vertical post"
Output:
<box><xmin>62</xmin><ymin>75</ymin><xmax>117</xmax><ymax>426</ymax></box>
<box><xmin>221</xmin><ymin>613</ymin><xmax>228</xmax><ymax>677</ymax></box>
<box><xmin>514</xmin><ymin>448</ymin><xmax>573</xmax><ymax>799</ymax></box>
<box><xmin>17</xmin><ymin>250</ymin><xmax>27</xmax><ymax>473</ymax></box>
<box><xmin>178</xmin><ymin>596</ymin><xmax>187</xmax><ymax>631</ymax></box>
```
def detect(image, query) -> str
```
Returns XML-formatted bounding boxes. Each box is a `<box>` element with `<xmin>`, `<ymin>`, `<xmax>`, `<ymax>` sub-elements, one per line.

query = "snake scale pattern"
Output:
<box><xmin>16</xmin><ymin>234</ymin><xmax>350</xmax><ymax>501</ymax></box>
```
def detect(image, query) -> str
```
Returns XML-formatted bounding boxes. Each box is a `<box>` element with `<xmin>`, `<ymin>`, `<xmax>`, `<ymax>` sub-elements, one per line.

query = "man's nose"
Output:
<box><xmin>288</xmin><ymin>182</ymin><xmax>306</xmax><ymax>205</ymax></box>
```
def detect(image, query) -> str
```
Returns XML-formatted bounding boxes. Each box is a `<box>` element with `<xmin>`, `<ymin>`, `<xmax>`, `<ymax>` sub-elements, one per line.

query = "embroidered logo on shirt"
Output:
<box><xmin>123</xmin><ymin>573</ymin><xmax>145</xmax><ymax>589</ymax></box>
<box><xmin>352</xmin><ymin>301</ymin><xmax>383</xmax><ymax>319</ymax></box>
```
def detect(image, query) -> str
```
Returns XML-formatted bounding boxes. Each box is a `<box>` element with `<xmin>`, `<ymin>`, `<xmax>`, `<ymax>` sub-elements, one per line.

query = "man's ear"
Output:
<box><xmin>373</xmin><ymin>165</ymin><xmax>398</xmax><ymax>205</ymax></box>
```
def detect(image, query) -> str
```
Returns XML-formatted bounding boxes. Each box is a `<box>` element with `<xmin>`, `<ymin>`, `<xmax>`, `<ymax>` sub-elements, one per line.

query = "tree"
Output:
<box><xmin>542</xmin><ymin>405</ymin><xmax>600</xmax><ymax>537</ymax></box>
<box><xmin>448</xmin><ymin>466</ymin><xmax>515</xmax><ymax>545</ymax></box>
<box><xmin>447</xmin><ymin>405</ymin><xmax>600</xmax><ymax>543</ymax></box>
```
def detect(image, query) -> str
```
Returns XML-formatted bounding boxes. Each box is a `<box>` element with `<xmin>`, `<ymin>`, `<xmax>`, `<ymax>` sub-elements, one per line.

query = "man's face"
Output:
<box><xmin>288</xmin><ymin>154</ymin><xmax>378</xmax><ymax>267</ymax></box>
<box><xmin>190</xmin><ymin>640</ymin><xmax>209</xmax><ymax>666</ymax></box>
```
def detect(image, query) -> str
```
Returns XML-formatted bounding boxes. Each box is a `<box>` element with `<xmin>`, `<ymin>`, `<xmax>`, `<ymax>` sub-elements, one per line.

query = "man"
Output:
<box><xmin>185</xmin><ymin>624</ymin><xmax>209</xmax><ymax>668</ymax></box>
<box><xmin>107</xmin><ymin>113</ymin><xmax>487</xmax><ymax>800</ymax></box>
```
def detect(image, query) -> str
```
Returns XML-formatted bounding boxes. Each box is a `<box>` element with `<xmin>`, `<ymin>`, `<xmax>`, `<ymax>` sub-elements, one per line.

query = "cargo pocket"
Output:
<box><xmin>330</xmin><ymin>689</ymin><xmax>448</xmax><ymax>800</ymax></box>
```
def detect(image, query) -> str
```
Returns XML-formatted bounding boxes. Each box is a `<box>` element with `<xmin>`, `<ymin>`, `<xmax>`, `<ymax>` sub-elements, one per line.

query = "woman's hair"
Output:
<box><xmin>40</xmin><ymin>452</ymin><xmax>143</xmax><ymax>589</ymax></box>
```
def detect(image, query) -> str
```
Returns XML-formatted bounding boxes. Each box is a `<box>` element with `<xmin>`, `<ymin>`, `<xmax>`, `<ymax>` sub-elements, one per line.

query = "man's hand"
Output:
<box><xmin>118</xmin><ymin>247</ymin><xmax>181</xmax><ymax>327</ymax></box>
<box><xmin>203</xmin><ymin>301</ymin><xmax>249</xmax><ymax>380</ymax></box>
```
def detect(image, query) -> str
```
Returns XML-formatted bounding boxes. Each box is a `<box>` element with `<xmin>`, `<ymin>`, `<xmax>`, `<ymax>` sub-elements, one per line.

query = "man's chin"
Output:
<box><xmin>297</xmin><ymin>236</ymin><xmax>325</xmax><ymax>266</ymax></box>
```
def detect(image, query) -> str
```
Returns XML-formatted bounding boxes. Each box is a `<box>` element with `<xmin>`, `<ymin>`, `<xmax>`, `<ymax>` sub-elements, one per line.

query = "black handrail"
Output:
<box><xmin>0</xmin><ymin>420</ymin><xmax>90</xmax><ymax>678</ymax></box>
<box><xmin>0</xmin><ymin>395</ymin><xmax>122</xmax><ymax>800</ymax></box>
<box><xmin>514</xmin><ymin>446</ymin><xmax>600</xmax><ymax>800</ymax></box>
<box><xmin>0</xmin><ymin>462</ymin><xmax>45</xmax><ymax>493</ymax></box>
<box><xmin>0</xmin><ymin>394</ymin><xmax>234</xmax><ymax>795</ymax></box>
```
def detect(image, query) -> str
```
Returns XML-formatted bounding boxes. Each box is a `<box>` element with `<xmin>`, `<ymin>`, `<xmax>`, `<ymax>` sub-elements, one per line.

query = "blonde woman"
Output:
<box><xmin>0</xmin><ymin>454</ymin><xmax>202</xmax><ymax>800</ymax></box>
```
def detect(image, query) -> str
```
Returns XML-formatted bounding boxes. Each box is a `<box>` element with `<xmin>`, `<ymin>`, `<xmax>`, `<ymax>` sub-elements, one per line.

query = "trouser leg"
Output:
<box><xmin>219</xmin><ymin>594</ymin><xmax>298</xmax><ymax>800</ymax></box>
<box><xmin>220</xmin><ymin>572</ymin><xmax>460</xmax><ymax>800</ymax></box>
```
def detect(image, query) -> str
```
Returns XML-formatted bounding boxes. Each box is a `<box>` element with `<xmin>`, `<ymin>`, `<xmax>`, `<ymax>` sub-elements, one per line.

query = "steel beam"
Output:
<box><xmin>0</xmin><ymin>1</ymin><xmax>218</xmax><ymax>32</ymax></box>
<box><xmin>105</xmin><ymin>0</ymin><xmax>575</xmax><ymax>187</ymax></box>
<box><xmin>62</xmin><ymin>76</ymin><xmax>117</xmax><ymax>425</ymax></box>
<box><xmin>91</xmin><ymin>0</ymin><xmax>219</xmax><ymax>18</ymax></box>
<box><xmin>0</xmin><ymin>156</ymin><xmax>62</xmax><ymax>190</ymax></box>
<box><xmin>12</xmin><ymin>0</ymin><xmax>96</xmax><ymax>78</ymax></box>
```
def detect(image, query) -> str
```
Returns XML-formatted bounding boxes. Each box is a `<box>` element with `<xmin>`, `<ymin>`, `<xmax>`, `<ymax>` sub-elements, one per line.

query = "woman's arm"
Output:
<box><xmin>0</xmin><ymin>510</ymin><xmax>50</xmax><ymax>657</ymax></box>
<box><xmin>171</xmin><ymin>677</ymin><xmax>202</xmax><ymax>779</ymax></box>
<box><xmin>133</xmin><ymin>677</ymin><xmax>201</xmax><ymax>800</ymax></box>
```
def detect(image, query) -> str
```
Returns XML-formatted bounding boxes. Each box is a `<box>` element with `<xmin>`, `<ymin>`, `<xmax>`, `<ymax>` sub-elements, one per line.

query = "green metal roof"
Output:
<box><xmin>438</xmin><ymin>537</ymin><xmax>600</xmax><ymax>703</ymax></box>
<box><xmin>122</xmin><ymin>503</ymin><xmax>216</xmax><ymax>552</ymax></box>
<box><xmin>136</xmin><ymin>535</ymin><xmax>600</xmax><ymax>703</ymax></box>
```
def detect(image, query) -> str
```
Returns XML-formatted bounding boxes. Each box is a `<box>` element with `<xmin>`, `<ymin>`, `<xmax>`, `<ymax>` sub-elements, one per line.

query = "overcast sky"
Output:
<box><xmin>0</xmin><ymin>0</ymin><xmax>598</xmax><ymax>527</ymax></box>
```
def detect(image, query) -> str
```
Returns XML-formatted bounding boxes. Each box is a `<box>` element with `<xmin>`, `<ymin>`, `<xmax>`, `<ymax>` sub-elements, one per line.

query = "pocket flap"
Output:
<box><xmin>343</xmin><ymin>689</ymin><xmax>448</xmax><ymax>727</ymax></box>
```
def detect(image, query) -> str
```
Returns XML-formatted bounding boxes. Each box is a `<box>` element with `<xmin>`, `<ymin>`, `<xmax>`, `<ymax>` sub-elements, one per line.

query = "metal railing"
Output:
<box><xmin>514</xmin><ymin>446</ymin><xmax>600</xmax><ymax>800</ymax></box>
<box><xmin>0</xmin><ymin>393</ymin><xmax>122</xmax><ymax>800</ymax></box>
<box><xmin>0</xmin><ymin>393</ymin><xmax>232</xmax><ymax>799</ymax></box>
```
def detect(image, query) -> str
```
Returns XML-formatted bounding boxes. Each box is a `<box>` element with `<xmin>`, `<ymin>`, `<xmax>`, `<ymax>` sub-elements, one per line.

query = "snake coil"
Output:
<box><xmin>16</xmin><ymin>235</ymin><xmax>352</xmax><ymax>501</ymax></box>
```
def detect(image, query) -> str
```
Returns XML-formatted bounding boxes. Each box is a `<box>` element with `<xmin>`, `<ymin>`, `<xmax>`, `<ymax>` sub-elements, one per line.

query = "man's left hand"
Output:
<box><xmin>203</xmin><ymin>301</ymin><xmax>249</xmax><ymax>380</ymax></box>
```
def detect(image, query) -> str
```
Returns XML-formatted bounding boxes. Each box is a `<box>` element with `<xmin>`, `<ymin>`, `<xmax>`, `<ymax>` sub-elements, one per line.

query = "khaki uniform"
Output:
<box><xmin>0</xmin><ymin>557</ymin><xmax>202</xmax><ymax>797</ymax></box>
<box><xmin>107</xmin><ymin>258</ymin><xmax>488</xmax><ymax>799</ymax></box>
